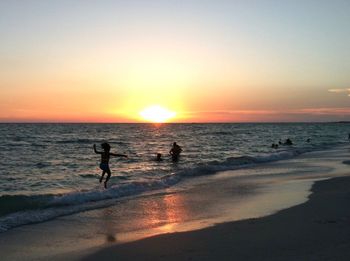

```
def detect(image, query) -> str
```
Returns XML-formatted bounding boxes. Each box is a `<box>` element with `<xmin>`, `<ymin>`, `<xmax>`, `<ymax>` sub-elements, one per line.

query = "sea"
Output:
<box><xmin>0</xmin><ymin>123</ymin><xmax>349</xmax><ymax>233</ymax></box>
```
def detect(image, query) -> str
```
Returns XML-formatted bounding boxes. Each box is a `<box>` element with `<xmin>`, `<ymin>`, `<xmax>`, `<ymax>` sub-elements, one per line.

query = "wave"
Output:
<box><xmin>0</xmin><ymin>194</ymin><xmax>54</xmax><ymax>216</ymax></box>
<box><xmin>0</xmin><ymin>143</ymin><xmax>345</xmax><ymax>233</ymax></box>
<box><xmin>56</xmin><ymin>138</ymin><xmax>93</xmax><ymax>144</ymax></box>
<box><xmin>0</xmin><ymin>174</ymin><xmax>180</xmax><ymax>232</ymax></box>
<box><xmin>55</xmin><ymin>139</ymin><xmax>127</xmax><ymax>145</ymax></box>
<box><xmin>36</xmin><ymin>162</ymin><xmax>51</xmax><ymax>169</ymax></box>
<box><xmin>79</xmin><ymin>174</ymin><xmax>99</xmax><ymax>179</ymax></box>
<box><xmin>176</xmin><ymin>149</ymin><xmax>303</xmax><ymax>178</ymax></box>
<box><xmin>209</xmin><ymin>131</ymin><xmax>232</xmax><ymax>136</ymax></box>
<box><xmin>342</xmin><ymin>160</ymin><xmax>350</xmax><ymax>165</ymax></box>
<box><xmin>79</xmin><ymin>174</ymin><xmax>128</xmax><ymax>180</ymax></box>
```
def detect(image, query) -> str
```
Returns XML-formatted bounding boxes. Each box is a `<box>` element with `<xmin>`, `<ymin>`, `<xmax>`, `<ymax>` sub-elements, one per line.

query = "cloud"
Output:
<box><xmin>185</xmin><ymin>110</ymin><xmax>280</xmax><ymax>116</ymax></box>
<box><xmin>186</xmin><ymin>107</ymin><xmax>350</xmax><ymax>117</ymax></box>
<box><xmin>328</xmin><ymin>88</ymin><xmax>350</xmax><ymax>96</ymax></box>
<box><xmin>177</xmin><ymin>107</ymin><xmax>350</xmax><ymax>123</ymax></box>
<box><xmin>328</xmin><ymin>88</ymin><xmax>347</xmax><ymax>93</ymax></box>
<box><xmin>291</xmin><ymin>107</ymin><xmax>350</xmax><ymax>115</ymax></box>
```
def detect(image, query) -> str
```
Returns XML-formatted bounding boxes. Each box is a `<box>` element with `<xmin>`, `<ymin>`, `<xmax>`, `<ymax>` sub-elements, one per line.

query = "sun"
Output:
<box><xmin>139</xmin><ymin>105</ymin><xmax>176</xmax><ymax>123</ymax></box>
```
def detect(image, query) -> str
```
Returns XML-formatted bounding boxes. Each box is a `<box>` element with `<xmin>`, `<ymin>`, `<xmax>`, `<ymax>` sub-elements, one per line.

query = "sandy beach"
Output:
<box><xmin>82</xmin><ymin>174</ymin><xmax>350</xmax><ymax>261</ymax></box>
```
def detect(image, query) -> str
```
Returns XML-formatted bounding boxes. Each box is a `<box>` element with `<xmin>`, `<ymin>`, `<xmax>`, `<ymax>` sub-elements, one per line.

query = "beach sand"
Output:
<box><xmin>1</xmin><ymin>146</ymin><xmax>349</xmax><ymax>260</ymax></box>
<box><xmin>82</xmin><ymin>175</ymin><xmax>350</xmax><ymax>261</ymax></box>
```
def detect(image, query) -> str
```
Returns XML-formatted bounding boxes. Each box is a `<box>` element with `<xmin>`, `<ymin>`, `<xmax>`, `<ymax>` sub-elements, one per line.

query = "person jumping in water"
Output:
<box><xmin>169</xmin><ymin>142</ymin><xmax>182</xmax><ymax>162</ymax></box>
<box><xmin>93</xmin><ymin>142</ymin><xmax>127</xmax><ymax>189</ymax></box>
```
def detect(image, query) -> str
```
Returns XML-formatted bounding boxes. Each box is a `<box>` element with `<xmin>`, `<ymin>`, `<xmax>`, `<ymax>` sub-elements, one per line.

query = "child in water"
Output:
<box><xmin>93</xmin><ymin>142</ymin><xmax>127</xmax><ymax>189</ymax></box>
<box><xmin>155</xmin><ymin>153</ymin><xmax>163</xmax><ymax>161</ymax></box>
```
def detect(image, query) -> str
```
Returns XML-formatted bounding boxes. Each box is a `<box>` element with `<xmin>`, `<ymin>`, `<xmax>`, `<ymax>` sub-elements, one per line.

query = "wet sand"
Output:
<box><xmin>83</xmin><ymin>175</ymin><xmax>350</xmax><ymax>261</ymax></box>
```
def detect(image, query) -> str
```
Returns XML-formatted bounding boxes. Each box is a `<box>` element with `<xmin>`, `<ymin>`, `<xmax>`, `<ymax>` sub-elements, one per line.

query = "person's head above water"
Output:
<box><xmin>101</xmin><ymin>142</ymin><xmax>111</xmax><ymax>152</ymax></box>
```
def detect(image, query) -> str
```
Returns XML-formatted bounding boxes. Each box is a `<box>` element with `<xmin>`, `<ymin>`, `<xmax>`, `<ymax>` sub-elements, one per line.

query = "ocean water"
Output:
<box><xmin>0</xmin><ymin>123</ymin><xmax>349</xmax><ymax>232</ymax></box>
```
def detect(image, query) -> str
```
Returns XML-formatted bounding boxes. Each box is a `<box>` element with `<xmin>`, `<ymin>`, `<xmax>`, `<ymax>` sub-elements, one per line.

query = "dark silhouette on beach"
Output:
<box><xmin>169</xmin><ymin>142</ymin><xmax>182</xmax><ymax>162</ymax></box>
<box><xmin>93</xmin><ymin>143</ymin><xmax>127</xmax><ymax>189</ymax></box>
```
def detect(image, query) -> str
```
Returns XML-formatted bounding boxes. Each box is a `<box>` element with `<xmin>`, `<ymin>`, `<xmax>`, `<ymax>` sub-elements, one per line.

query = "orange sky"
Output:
<box><xmin>1</xmin><ymin>1</ymin><xmax>350</xmax><ymax>122</ymax></box>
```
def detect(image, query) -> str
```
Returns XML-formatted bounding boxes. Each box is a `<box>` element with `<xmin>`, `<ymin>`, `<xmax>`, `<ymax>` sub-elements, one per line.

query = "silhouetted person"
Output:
<box><xmin>155</xmin><ymin>153</ymin><xmax>163</xmax><ymax>161</ymax></box>
<box><xmin>348</xmin><ymin>133</ymin><xmax>350</xmax><ymax>142</ymax></box>
<box><xmin>278</xmin><ymin>139</ymin><xmax>283</xmax><ymax>145</ymax></box>
<box><xmin>271</xmin><ymin>143</ymin><xmax>278</xmax><ymax>149</ymax></box>
<box><xmin>169</xmin><ymin>142</ymin><xmax>182</xmax><ymax>162</ymax></box>
<box><xmin>284</xmin><ymin>138</ymin><xmax>293</xmax><ymax>145</ymax></box>
<box><xmin>306</xmin><ymin>138</ymin><xmax>311</xmax><ymax>143</ymax></box>
<box><xmin>94</xmin><ymin>143</ymin><xmax>127</xmax><ymax>189</ymax></box>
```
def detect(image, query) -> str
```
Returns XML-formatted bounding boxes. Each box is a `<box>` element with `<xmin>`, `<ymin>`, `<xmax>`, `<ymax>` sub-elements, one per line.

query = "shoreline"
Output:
<box><xmin>0</xmin><ymin>145</ymin><xmax>349</xmax><ymax>260</ymax></box>
<box><xmin>83</xmin><ymin>175</ymin><xmax>350</xmax><ymax>261</ymax></box>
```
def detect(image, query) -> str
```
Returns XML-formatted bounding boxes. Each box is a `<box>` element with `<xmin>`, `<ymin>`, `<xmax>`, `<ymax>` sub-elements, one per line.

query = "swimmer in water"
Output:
<box><xmin>155</xmin><ymin>153</ymin><xmax>163</xmax><ymax>161</ymax></box>
<box><xmin>169</xmin><ymin>142</ymin><xmax>182</xmax><ymax>162</ymax></box>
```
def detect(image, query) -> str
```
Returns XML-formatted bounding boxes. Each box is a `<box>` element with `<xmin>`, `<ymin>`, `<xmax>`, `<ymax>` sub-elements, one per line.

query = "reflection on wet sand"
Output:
<box><xmin>140</xmin><ymin>192</ymin><xmax>189</xmax><ymax>234</ymax></box>
<box><xmin>98</xmin><ymin>192</ymin><xmax>190</xmax><ymax>244</ymax></box>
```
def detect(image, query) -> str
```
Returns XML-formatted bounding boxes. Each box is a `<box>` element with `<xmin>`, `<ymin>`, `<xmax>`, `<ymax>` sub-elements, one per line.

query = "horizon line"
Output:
<box><xmin>0</xmin><ymin>121</ymin><xmax>349</xmax><ymax>124</ymax></box>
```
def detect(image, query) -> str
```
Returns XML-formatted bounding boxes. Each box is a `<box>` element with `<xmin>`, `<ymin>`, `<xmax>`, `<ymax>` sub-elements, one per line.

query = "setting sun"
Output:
<box><xmin>139</xmin><ymin>105</ymin><xmax>176</xmax><ymax>123</ymax></box>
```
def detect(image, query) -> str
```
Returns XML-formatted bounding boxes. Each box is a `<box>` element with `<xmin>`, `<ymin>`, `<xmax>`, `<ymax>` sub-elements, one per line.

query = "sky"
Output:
<box><xmin>0</xmin><ymin>0</ymin><xmax>350</xmax><ymax>122</ymax></box>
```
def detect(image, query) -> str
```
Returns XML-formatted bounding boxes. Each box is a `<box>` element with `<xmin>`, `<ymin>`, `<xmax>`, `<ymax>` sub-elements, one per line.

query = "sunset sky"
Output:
<box><xmin>1</xmin><ymin>0</ymin><xmax>349</xmax><ymax>122</ymax></box>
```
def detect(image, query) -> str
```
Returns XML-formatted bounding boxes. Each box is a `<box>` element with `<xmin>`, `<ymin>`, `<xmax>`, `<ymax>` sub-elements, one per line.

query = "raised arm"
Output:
<box><xmin>110</xmin><ymin>153</ymin><xmax>128</xmax><ymax>158</ymax></box>
<box><xmin>93</xmin><ymin>144</ymin><xmax>102</xmax><ymax>154</ymax></box>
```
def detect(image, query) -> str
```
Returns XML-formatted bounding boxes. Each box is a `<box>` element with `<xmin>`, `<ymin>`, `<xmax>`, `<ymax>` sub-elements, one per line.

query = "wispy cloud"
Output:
<box><xmin>185</xmin><ymin>110</ymin><xmax>280</xmax><ymax>116</ymax></box>
<box><xmin>186</xmin><ymin>107</ymin><xmax>350</xmax><ymax>117</ymax></box>
<box><xmin>291</xmin><ymin>107</ymin><xmax>350</xmax><ymax>115</ymax></box>
<box><xmin>328</xmin><ymin>88</ymin><xmax>350</xmax><ymax>96</ymax></box>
